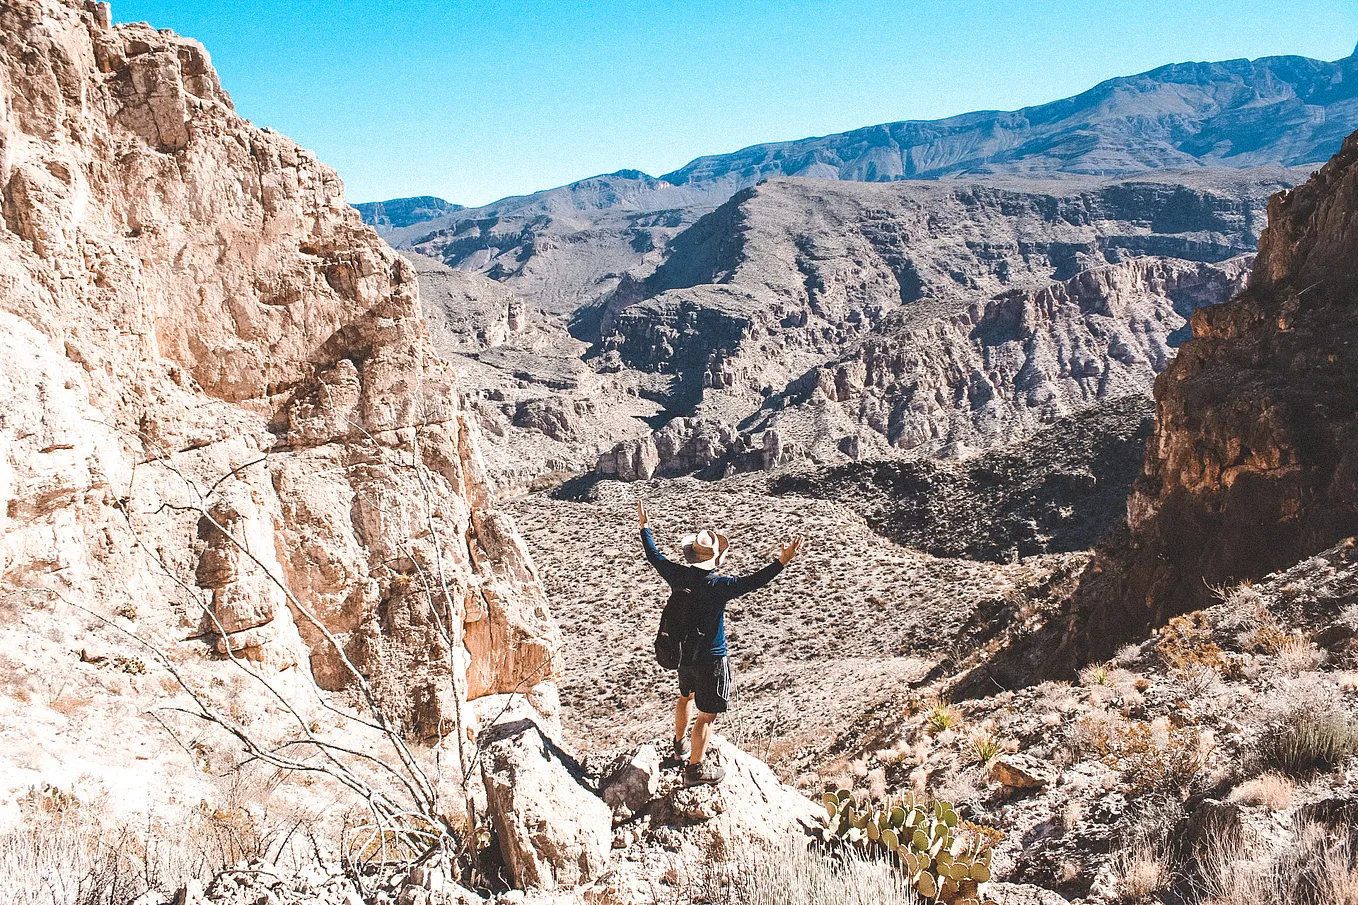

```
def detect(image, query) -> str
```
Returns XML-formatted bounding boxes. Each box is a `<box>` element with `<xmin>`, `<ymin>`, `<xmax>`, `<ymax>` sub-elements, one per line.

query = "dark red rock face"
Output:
<box><xmin>1068</xmin><ymin>132</ymin><xmax>1358</xmax><ymax>661</ymax></box>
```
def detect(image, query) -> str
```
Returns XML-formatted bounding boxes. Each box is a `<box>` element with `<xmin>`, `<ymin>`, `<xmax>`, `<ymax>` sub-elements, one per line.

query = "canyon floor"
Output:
<box><xmin>509</xmin><ymin>472</ymin><xmax>1076</xmax><ymax>773</ymax></box>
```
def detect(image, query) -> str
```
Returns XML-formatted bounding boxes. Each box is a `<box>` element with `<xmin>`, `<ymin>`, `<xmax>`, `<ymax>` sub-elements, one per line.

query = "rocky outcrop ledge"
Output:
<box><xmin>1067</xmin><ymin>130</ymin><xmax>1358</xmax><ymax>659</ymax></box>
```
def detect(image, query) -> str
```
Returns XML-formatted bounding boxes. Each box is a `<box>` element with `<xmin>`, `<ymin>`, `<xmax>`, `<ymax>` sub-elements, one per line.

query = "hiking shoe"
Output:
<box><xmin>684</xmin><ymin>760</ymin><xmax>725</xmax><ymax>786</ymax></box>
<box><xmin>672</xmin><ymin>736</ymin><xmax>690</xmax><ymax>761</ymax></box>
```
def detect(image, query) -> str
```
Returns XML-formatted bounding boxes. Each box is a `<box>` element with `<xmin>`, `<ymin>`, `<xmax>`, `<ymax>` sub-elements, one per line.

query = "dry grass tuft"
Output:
<box><xmin>1276</xmin><ymin>634</ymin><xmax>1323</xmax><ymax>676</ymax></box>
<box><xmin>1111</xmin><ymin>838</ymin><xmax>1167</xmax><ymax>902</ymax></box>
<box><xmin>1227</xmin><ymin>772</ymin><xmax>1294</xmax><ymax>810</ymax></box>
<box><xmin>0</xmin><ymin>776</ymin><xmax>319</xmax><ymax>905</ymax></box>
<box><xmin>668</xmin><ymin>838</ymin><xmax>916</xmax><ymax>905</ymax></box>
<box><xmin>1197</xmin><ymin>817</ymin><xmax>1358</xmax><ymax>905</ymax></box>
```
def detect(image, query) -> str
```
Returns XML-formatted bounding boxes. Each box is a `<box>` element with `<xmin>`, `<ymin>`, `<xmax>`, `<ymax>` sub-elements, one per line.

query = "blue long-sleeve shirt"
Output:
<box><xmin>641</xmin><ymin>526</ymin><xmax>784</xmax><ymax>658</ymax></box>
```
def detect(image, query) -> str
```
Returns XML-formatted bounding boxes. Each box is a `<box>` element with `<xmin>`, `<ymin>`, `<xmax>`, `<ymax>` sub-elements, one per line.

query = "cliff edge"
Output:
<box><xmin>1066</xmin><ymin>132</ymin><xmax>1358</xmax><ymax>659</ymax></box>
<box><xmin>0</xmin><ymin>0</ymin><xmax>559</xmax><ymax>816</ymax></box>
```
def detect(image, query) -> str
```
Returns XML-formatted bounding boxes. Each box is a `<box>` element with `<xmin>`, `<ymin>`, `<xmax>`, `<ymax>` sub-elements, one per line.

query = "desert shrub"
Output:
<box><xmin>0</xmin><ymin>777</ymin><xmax>319</xmax><ymax>905</ymax></box>
<box><xmin>0</xmin><ymin>800</ymin><xmax>198</xmax><ymax>905</ymax></box>
<box><xmin>1238</xmin><ymin>604</ymin><xmax>1290</xmax><ymax>654</ymax></box>
<box><xmin>1158</xmin><ymin>613</ymin><xmax>1236</xmax><ymax>679</ymax></box>
<box><xmin>1179</xmin><ymin>663</ymin><xmax>1225</xmax><ymax>698</ymax></box>
<box><xmin>1071</xmin><ymin>715</ymin><xmax>1208</xmax><ymax>795</ymax></box>
<box><xmin>669</xmin><ymin>838</ymin><xmax>917</xmax><ymax>905</ymax></box>
<box><xmin>1257</xmin><ymin>707</ymin><xmax>1358</xmax><ymax>777</ymax></box>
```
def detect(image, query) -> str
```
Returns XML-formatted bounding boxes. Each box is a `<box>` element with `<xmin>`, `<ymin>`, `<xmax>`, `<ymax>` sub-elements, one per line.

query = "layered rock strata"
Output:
<box><xmin>580</xmin><ymin>172</ymin><xmax>1294</xmax><ymax>479</ymax></box>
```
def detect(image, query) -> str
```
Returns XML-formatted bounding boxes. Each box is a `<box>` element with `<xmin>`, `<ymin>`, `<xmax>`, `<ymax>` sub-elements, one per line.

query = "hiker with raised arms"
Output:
<box><xmin>637</xmin><ymin>500</ymin><xmax>804</xmax><ymax>786</ymax></box>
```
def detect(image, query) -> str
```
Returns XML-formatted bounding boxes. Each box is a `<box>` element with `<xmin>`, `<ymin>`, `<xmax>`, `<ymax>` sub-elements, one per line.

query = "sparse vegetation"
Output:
<box><xmin>1158</xmin><ymin>613</ymin><xmax>1235</xmax><ymax>679</ymax></box>
<box><xmin>0</xmin><ymin>778</ymin><xmax>319</xmax><ymax>905</ymax></box>
<box><xmin>924</xmin><ymin>700</ymin><xmax>960</xmax><ymax>733</ymax></box>
<box><xmin>1079</xmin><ymin>662</ymin><xmax>1112</xmax><ymax>686</ymax></box>
<box><xmin>1227</xmin><ymin>772</ymin><xmax>1294</xmax><ymax>810</ymax></box>
<box><xmin>965</xmin><ymin>730</ymin><xmax>1003</xmax><ymax>766</ymax></box>
<box><xmin>1257</xmin><ymin>706</ymin><xmax>1358</xmax><ymax>777</ymax></box>
<box><xmin>1195</xmin><ymin>816</ymin><xmax>1358</xmax><ymax>905</ymax></box>
<box><xmin>1072</xmin><ymin>714</ymin><xmax>1208</xmax><ymax>794</ymax></box>
<box><xmin>1110</xmin><ymin>838</ymin><xmax>1168</xmax><ymax>903</ymax></box>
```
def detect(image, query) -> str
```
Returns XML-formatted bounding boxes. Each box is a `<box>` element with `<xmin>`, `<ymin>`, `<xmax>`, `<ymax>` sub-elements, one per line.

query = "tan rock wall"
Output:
<box><xmin>1063</xmin><ymin>131</ymin><xmax>1358</xmax><ymax>662</ymax></box>
<box><xmin>0</xmin><ymin>0</ymin><xmax>558</xmax><ymax>750</ymax></box>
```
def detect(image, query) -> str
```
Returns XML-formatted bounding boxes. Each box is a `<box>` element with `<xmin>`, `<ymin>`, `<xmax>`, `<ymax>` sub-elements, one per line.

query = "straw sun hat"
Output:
<box><xmin>681</xmin><ymin>529</ymin><xmax>730</xmax><ymax>571</ymax></box>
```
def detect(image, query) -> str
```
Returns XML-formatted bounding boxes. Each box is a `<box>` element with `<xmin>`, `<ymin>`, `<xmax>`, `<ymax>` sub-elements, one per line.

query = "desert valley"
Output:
<box><xmin>2</xmin><ymin>2</ymin><xmax>1358</xmax><ymax>903</ymax></box>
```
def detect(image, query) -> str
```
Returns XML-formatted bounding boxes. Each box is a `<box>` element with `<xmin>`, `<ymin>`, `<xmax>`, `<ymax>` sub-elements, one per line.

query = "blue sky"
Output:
<box><xmin>113</xmin><ymin>1</ymin><xmax>1357</xmax><ymax>207</ymax></box>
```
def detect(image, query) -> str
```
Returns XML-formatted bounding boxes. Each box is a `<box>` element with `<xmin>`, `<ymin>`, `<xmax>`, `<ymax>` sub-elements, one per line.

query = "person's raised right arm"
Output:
<box><xmin>638</xmin><ymin>502</ymin><xmax>682</xmax><ymax>583</ymax></box>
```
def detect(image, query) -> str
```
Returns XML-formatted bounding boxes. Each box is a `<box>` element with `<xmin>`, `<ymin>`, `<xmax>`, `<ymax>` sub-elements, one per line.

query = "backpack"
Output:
<box><xmin>654</xmin><ymin>587</ymin><xmax>706</xmax><ymax>670</ymax></box>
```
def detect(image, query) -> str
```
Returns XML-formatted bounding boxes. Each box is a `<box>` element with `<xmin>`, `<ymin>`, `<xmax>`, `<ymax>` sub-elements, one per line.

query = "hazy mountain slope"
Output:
<box><xmin>354</xmin><ymin>194</ymin><xmax>462</xmax><ymax>230</ymax></box>
<box><xmin>378</xmin><ymin>49</ymin><xmax>1356</xmax><ymax>306</ymax></box>
<box><xmin>666</xmin><ymin>52</ymin><xmax>1358</xmax><ymax>189</ymax></box>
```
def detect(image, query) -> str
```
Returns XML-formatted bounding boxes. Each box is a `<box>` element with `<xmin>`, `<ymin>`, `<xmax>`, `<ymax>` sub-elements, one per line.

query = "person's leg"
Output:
<box><xmin>689</xmin><ymin>710</ymin><xmax>716</xmax><ymax>766</ymax></box>
<box><xmin>683</xmin><ymin>657</ymin><xmax>729</xmax><ymax>784</ymax></box>
<box><xmin>674</xmin><ymin>693</ymin><xmax>693</xmax><ymax>742</ymax></box>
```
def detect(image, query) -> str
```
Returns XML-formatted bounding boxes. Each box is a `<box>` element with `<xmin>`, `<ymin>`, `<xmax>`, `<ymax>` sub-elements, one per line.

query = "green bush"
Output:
<box><xmin>1257</xmin><ymin>707</ymin><xmax>1358</xmax><ymax>777</ymax></box>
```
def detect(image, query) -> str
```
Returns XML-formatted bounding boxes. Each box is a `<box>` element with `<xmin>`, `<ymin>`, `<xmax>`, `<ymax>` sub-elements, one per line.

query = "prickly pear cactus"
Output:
<box><xmin>818</xmin><ymin>791</ymin><xmax>999</xmax><ymax>905</ymax></box>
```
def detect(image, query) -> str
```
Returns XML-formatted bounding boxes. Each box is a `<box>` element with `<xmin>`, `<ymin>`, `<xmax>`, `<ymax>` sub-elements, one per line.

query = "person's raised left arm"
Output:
<box><xmin>722</xmin><ymin>535</ymin><xmax>804</xmax><ymax>598</ymax></box>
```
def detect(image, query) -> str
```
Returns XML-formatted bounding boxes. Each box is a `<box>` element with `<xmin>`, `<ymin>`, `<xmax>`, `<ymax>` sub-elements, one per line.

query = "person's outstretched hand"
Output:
<box><xmin>778</xmin><ymin>535</ymin><xmax>805</xmax><ymax>565</ymax></box>
<box><xmin>636</xmin><ymin>501</ymin><xmax>648</xmax><ymax>528</ymax></box>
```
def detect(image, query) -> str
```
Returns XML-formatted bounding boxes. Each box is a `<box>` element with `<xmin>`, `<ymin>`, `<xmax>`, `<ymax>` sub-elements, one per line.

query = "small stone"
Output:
<box><xmin>990</xmin><ymin>753</ymin><xmax>1056</xmax><ymax>789</ymax></box>
<box><xmin>600</xmin><ymin>744</ymin><xmax>661</xmax><ymax>814</ymax></box>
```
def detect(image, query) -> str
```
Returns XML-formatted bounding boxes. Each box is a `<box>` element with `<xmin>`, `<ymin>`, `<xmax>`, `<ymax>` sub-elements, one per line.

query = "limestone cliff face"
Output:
<box><xmin>798</xmin><ymin>256</ymin><xmax>1251</xmax><ymax>455</ymax></box>
<box><xmin>0</xmin><ymin>0</ymin><xmax>557</xmax><ymax>738</ymax></box>
<box><xmin>1067</xmin><ymin>131</ymin><xmax>1358</xmax><ymax>660</ymax></box>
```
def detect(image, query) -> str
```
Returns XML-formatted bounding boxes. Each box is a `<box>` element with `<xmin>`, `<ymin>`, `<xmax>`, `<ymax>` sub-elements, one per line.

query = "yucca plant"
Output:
<box><xmin>924</xmin><ymin>701</ymin><xmax>960</xmax><ymax>733</ymax></box>
<box><xmin>966</xmin><ymin>731</ymin><xmax>1003</xmax><ymax>766</ymax></box>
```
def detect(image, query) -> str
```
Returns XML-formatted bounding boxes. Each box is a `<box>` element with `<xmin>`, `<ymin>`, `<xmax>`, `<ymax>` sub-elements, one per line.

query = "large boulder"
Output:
<box><xmin>481</xmin><ymin>720</ymin><xmax>611</xmax><ymax>891</ymax></box>
<box><xmin>650</xmin><ymin>736</ymin><xmax>818</xmax><ymax>854</ymax></box>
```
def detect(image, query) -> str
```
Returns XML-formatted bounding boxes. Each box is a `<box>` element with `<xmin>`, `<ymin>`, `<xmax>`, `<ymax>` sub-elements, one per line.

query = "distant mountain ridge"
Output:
<box><xmin>663</xmin><ymin>52</ymin><xmax>1358</xmax><ymax>189</ymax></box>
<box><xmin>360</xmin><ymin>48</ymin><xmax>1358</xmax><ymax>240</ymax></box>
<box><xmin>354</xmin><ymin>194</ymin><xmax>462</xmax><ymax>230</ymax></box>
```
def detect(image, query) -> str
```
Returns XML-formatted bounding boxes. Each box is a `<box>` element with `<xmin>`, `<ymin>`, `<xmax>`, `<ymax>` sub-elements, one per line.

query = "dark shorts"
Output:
<box><xmin>678</xmin><ymin>656</ymin><xmax>732</xmax><ymax>714</ymax></box>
